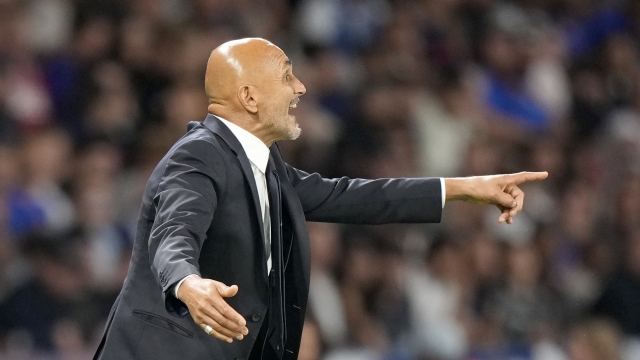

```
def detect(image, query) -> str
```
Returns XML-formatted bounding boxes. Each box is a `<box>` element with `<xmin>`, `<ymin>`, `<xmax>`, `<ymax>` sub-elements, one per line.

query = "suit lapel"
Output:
<box><xmin>202</xmin><ymin>115</ymin><xmax>269</xmax><ymax>281</ymax></box>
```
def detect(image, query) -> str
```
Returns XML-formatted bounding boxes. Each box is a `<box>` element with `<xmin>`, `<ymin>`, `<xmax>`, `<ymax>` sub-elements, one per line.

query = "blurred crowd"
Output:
<box><xmin>0</xmin><ymin>0</ymin><xmax>639</xmax><ymax>359</ymax></box>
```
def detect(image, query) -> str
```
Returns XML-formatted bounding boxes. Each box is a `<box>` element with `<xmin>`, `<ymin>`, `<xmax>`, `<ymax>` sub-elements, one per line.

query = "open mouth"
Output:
<box><xmin>289</xmin><ymin>97</ymin><xmax>299</xmax><ymax>109</ymax></box>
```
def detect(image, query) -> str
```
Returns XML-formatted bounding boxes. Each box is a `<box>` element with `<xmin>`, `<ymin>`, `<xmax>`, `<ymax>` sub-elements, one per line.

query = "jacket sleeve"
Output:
<box><xmin>284</xmin><ymin>164</ymin><xmax>442</xmax><ymax>224</ymax></box>
<box><xmin>148</xmin><ymin>139</ymin><xmax>226</xmax><ymax>316</ymax></box>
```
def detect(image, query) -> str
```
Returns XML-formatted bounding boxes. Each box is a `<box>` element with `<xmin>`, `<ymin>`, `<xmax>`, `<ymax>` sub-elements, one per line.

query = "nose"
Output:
<box><xmin>295</xmin><ymin>78</ymin><xmax>306</xmax><ymax>96</ymax></box>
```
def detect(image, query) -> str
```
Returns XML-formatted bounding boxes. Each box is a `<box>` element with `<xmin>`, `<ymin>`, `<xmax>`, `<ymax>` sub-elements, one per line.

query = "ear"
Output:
<box><xmin>237</xmin><ymin>85</ymin><xmax>259</xmax><ymax>114</ymax></box>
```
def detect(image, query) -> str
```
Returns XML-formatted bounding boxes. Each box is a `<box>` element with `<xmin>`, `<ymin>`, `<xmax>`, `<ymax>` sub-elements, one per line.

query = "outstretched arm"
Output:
<box><xmin>285</xmin><ymin>161</ymin><xmax>546</xmax><ymax>225</ymax></box>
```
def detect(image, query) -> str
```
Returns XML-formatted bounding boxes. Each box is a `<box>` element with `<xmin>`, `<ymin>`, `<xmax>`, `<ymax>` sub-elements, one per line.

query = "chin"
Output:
<box><xmin>280</xmin><ymin>124</ymin><xmax>301</xmax><ymax>141</ymax></box>
<box><xmin>281</xmin><ymin>115</ymin><xmax>301</xmax><ymax>140</ymax></box>
<box><xmin>268</xmin><ymin>114</ymin><xmax>301</xmax><ymax>141</ymax></box>
<box><xmin>289</xmin><ymin>124</ymin><xmax>302</xmax><ymax>140</ymax></box>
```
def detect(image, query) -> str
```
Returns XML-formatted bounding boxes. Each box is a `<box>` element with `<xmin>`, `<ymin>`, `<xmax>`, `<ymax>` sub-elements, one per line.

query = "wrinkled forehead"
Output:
<box><xmin>258</xmin><ymin>44</ymin><xmax>291</xmax><ymax>76</ymax></box>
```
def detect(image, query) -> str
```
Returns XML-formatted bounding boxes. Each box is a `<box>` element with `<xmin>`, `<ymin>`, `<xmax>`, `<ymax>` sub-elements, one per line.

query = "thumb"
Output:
<box><xmin>216</xmin><ymin>282</ymin><xmax>239</xmax><ymax>298</ymax></box>
<box><xmin>494</xmin><ymin>190</ymin><xmax>517</xmax><ymax>209</ymax></box>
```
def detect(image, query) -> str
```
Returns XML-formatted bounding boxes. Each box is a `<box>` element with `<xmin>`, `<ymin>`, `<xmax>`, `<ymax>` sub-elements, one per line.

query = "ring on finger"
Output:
<box><xmin>204</xmin><ymin>325</ymin><xmax>213</xmax><ymax>335</ymax></box>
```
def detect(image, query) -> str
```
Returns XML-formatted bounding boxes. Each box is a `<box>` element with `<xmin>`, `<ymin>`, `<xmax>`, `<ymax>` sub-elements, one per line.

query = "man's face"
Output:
<box><xmin>258</xmin><ymin>48</ymin><xmax>306</xmax><ymax>141</ymax></box>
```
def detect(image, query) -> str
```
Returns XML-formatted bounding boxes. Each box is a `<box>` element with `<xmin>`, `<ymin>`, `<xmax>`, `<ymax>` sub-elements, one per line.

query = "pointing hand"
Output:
<box><xmin>444</xmin><ymin>171</ymin><xmax>549</xmax><ymax>224</ymax></box>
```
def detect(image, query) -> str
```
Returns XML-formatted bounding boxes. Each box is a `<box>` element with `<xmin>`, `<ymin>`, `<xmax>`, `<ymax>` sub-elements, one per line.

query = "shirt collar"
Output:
<box><xmin>216</xmin><ymin>116</ymin><xmax>270</xmax><ymax>173</ymax></box>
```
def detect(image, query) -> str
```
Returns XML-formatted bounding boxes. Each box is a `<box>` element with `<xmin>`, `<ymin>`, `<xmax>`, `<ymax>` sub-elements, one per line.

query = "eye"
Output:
<box><xmin>285</xmin><ymin>74</ymin><xmax>291</xmax><ymax>81</ymax></box>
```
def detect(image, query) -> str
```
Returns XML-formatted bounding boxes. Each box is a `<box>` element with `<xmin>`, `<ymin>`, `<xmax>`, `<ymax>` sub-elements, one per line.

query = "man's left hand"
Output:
<box><xmin>444</xmin><ymin>171</ymin><xmax>548</xmax><ymax>224</ymax></box>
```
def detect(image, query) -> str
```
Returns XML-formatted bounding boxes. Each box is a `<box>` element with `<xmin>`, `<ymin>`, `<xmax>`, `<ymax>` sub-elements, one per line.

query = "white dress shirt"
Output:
<box><xmin>174</xmin><ymin>116</ymin><xmax>446</xmax><ymax>299</ymax></box>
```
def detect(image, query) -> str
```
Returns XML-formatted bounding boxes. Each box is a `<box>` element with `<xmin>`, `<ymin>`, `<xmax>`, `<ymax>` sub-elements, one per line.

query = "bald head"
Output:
<box><xmin>203</xmin><ymin>37</ymin><xmax>306</xmax><ymax>145</ymax></box>
<box><xmin>205</xmin><ymin>38</ymin><xmax>284</xmax><ymax>108</ymax></box>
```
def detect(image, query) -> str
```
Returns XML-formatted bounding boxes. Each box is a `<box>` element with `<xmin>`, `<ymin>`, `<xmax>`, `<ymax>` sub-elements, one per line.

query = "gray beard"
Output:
<box><xmin>288</xmin><ymin>123</ymin><xmax>302</xmax><ymax>140</ymax></box>
<box><xmin>266</xmin><ymin>116</ymin><xmax>301</xmax><ymax>141</ymax></box>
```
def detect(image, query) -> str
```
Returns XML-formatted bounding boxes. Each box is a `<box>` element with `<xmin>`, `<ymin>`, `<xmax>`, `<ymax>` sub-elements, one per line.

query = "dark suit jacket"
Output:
<box><xmin>93</xmin><ymin>115</ymin><xmax>443</xmax><ymax>360</ymax></box>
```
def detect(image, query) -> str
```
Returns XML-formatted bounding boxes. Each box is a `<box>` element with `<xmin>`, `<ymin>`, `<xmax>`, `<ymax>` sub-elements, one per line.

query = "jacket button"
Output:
<box><xmin>251</xmin><ymin>313</ymin><xmax>261</xmax><ymax>322</ymax></box>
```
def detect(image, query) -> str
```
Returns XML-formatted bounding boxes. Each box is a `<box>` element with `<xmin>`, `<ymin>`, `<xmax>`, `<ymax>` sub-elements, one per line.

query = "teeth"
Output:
<box><xmin>290</xmin><ymin>104</ymin><xmax>297</xmax><ymax>109</ymax></box>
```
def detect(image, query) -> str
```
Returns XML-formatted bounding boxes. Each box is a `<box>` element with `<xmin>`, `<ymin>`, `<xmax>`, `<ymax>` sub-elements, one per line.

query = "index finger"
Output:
<box><xmin>507</xmin><ymin>171</ymin><xmax>548</xmax><ymax>185</ymax></box>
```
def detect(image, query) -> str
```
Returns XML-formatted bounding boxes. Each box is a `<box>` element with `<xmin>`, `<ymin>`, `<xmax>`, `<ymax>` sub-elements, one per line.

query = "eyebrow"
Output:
<box><xmin>283</xmin><ymin>59</ymin><xmax>292</xmax><ymax>69</ymax></box>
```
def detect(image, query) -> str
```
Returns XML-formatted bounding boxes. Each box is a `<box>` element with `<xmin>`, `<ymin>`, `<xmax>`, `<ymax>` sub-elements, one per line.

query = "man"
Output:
<box><xmin>93</xmin><ymin>38</ymin><xmax>547</xmax><ymax>360</ymax></box>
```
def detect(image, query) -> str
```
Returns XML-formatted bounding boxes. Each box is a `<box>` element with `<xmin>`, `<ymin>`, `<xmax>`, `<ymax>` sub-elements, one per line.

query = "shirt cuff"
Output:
<box><xmin>173</xmin><ymin>275</ymin><xmax>190</xmax><ymax>300</ymax></box>
<box><xmin>440</xmin><ymin>178</ymin><xmax>446</xmax><ymax>208</ymax></box>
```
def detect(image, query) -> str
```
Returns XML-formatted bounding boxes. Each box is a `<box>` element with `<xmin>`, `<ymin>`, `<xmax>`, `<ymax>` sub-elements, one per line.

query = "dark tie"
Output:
<box><xmin>266</xmin><ymin>158</ymin><xmax>286</xmax><ymax>357</ymax></box>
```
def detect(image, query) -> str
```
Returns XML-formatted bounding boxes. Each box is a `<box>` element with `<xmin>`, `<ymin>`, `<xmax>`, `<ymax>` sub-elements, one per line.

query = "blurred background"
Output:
<box><xmin>0</xmin><ymin>0</ymin><xmax>638</xmax><ymax>359</ymax></box>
